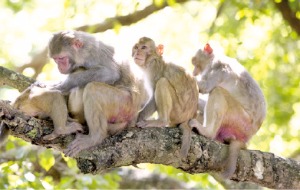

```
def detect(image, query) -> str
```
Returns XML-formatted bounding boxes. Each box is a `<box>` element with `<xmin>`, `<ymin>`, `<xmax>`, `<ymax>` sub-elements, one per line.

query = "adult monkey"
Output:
<box><xmin>132</xmin><ymin>37</ymin><xmax>199</xmax><ymax>158</ymax></box>
<box><xmin>49</xmin><ymin>31</ymin><xmax>150</xmax><ymax>156</ymax></box>
<box><xmin>189</xmin><ymin>43</ymin><xmax>266</xmax><ymax>178</ymax></box>
<box><xmin>49</xmin><ymin>30</ymin><xmax>120</xmax><ymax>93</ymax></box>
<box><xmin>0</xmin><ymin>31</ymin><xmax>145</xmax><ymax>150</ymax></box>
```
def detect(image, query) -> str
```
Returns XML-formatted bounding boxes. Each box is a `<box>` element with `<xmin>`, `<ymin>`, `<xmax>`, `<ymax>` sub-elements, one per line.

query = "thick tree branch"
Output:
<box><xmin>0</xmin><ymin>101</ymin><xmax>299</xmax><ymax>189</ymax></box>
<box><xmin>77</xmin><ymin>0</ymin><xmax>189</xmax><ymax>32</ymax></box>
<box><xmin>0</xmin><ymin>66</ymin><xmax>35</xmax><ymax>91</ymax></box>
<box><xmin>274</xmin><ymin>0</ymin><xmax>300</xmax><ymax>36</ymax></box>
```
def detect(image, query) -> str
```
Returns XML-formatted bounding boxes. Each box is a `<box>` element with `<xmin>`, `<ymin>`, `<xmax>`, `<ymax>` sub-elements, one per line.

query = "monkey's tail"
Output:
<box><xmin>0</xmin><ymin>122</ymin><xmax>10</xmax><ymax>147</ymax></box>
<box><xmin>222</xmin><ymin>140</ymin><xmax>245</xmax><ymax>179</ymax></box>
<box><xmin>179</xmin><ymin>121</ymin><xmax>192</xmax><ymax>159</ymax></box>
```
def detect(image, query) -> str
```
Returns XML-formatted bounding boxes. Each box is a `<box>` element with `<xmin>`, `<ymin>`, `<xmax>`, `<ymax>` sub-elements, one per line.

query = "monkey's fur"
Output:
<box><xmin>49</xmin><ymin>31</ymin><xmax>150</xmax><ymax>156</ymax></box>
<box><xmin>132</xmin><ymin>37</ymin><xmax>199</xmax><ymax>158</ymax></box>
<box><xmin>190</xmin><ymin>43</ymin><xmax>266</xmax><ymax>178</ymax></box>
<box><xmin>13</xmin><ymin>84</ymin><xmax>83</xmax><ymax>140</ymax></box>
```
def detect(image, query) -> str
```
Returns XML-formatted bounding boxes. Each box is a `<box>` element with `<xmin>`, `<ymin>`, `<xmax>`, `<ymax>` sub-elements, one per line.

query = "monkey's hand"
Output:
<box><xmin>64</xmin><ymin>134</ymin><xmax>99</xmax><ymax>157</ymax></box>
<box><xmin>197</xmin><ymin>81</ymin><xmax>211</xmax><ymax>94</ymax></box>
<box><xmin>188</xmin><ymin>119</ymin><xmax>203</xmax><ymax>135</ymax></box>
<box><xmin>32</xmin><ymin>81</ymin><xmax>47</xmax><ymax>88</ymax></box>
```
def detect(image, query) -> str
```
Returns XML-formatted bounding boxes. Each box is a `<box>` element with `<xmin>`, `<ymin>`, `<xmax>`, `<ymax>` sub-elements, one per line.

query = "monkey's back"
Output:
<box><xmin>163</xmin><ymin>63</ymin><xmax>199</xmax><ymax>123</ymax></box>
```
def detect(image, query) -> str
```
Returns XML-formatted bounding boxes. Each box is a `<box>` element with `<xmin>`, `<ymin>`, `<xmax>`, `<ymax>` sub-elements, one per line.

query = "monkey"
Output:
<box><xmin>132</xmin><ymin>37</ymin><xmax>199</xmax><ymax>159</ymax></box>
<box><xmin>48</xmin><ymin>30</ymin><xmax>121</xmax><ymax>94</ymax></box>
<box><xmin>189</xmin><ymin>43</ymin><xmax>266</xmax><ymax>178</ymax></box>
<box><xmin>12</xmin><ymin>83</ymin><xmax>83</xmax><ymax>141</ymax></box>
<box><xmin>48</xmin><ymin>31</ymin><xmax>150</xmax><ymax>157</ymax></box>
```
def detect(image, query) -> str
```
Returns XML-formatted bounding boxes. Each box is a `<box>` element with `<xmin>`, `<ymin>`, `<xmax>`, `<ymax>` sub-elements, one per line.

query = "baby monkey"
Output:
<box><xmin>190</xmin><ymin>43</ymin><xmax>266</xmax><ymax>178</ymax></box>
<box><xmin>13</xmin><ymin>83</ymin><xmax>83</xmax><ymax>140</ymax></box>
<box><xmin>132</xmin><ymin>37</ymin><xmax>199</xmax><ymax>158</ymax></box>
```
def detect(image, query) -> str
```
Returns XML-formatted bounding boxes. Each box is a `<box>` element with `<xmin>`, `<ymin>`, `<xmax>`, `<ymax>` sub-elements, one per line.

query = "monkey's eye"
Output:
<box><xmin>141</xmin><ymin>45</ymin><xmax>147</xmax><ymax>49</ymax></box>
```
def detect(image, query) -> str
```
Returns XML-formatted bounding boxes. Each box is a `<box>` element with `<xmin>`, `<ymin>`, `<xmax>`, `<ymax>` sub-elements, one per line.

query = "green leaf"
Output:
<box><xmin>38</xmin><ymin>149</ymin><xmax>55</xmax><ymax>171</ymax></box>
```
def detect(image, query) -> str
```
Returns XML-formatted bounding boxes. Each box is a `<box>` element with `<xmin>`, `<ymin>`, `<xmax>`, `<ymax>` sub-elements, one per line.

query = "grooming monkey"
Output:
<box><xmin>132</xmin><ymin>37</ymin><xmax>199</xmax><ymax>158</ymax></box>
<box><xmin>48</xmin><ymin>31</ymin><xmax>150</xmax><ymax>156</ymax></box>
<box><xmin>0</xmin><ymin>31</ymin><xmax>150</xmax><ymax>156</ymax></box>
<box><xmin>189</xmin><ymin>43</ymin><xmax>266</xmax><ymax>178</ymax></box>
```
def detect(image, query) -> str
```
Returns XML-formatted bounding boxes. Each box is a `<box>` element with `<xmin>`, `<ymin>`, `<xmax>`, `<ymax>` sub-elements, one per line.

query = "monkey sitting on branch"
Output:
<box><xmin>189</xmin><ymin>43</ymin><xmax>266</xmax><ymax>178</ymax></box>
<box><xmin>1</xmin><ymin>31</ymin><xmax>151</xmax><ymax>157</ymax></box>
<box><xmin>12</xmin><ymin>84</ymin><xmax>83</xmax><ymax>141</ymax></box>
<box><xmin>132</xmin><ymin>37</ymin><xmax>199</xmax><ymax>159</ymax></box>
<box><xmin>47</xmin><ymin>31</ymin><xmax>150</xmax><ymax>157</ymax></box>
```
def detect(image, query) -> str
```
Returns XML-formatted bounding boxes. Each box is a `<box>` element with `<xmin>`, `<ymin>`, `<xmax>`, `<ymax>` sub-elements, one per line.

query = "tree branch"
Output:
<box><xmin>0</xmin><ymin>66</ymin><xmax>35</xmax><ymax>91</ymax></box>
<box><xmin>76</xmin><ymin>0</ymin><xmax>189</xmax><ymax>32</ymax></box>
<box><xmin>274</xmin><ymin>0</ymin><xmax>300</xmax><ymax>36</ymax></box>
<box><xmin>0</xmin><ymin>100</ymin><xmax>299</xmax><ymax>189</ymax></box>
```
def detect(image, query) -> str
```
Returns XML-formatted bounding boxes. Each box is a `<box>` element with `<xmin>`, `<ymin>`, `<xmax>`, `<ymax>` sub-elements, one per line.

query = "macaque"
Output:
<box><xmin>12</xmin><ymin>84</ymin><xmax>83</xmax><ymax>140</ymax></box>
<box><xmin>132</xmin><ymin>37</ymin><xmax>199</xmax><ymax>158</ymax></box>
<box><xmin>48</xmin><ymin>30</ymin><xmax>121</xmax><ymax>93</ymax></box>
<box><xmin>189</xmin><ymin>43</ymin><xmax>266</xmax><ymax>178</ymax></box>
<box><xmin>48</xmin><ymin>31</ymin><xmax>150</xmax><ymax>157</ymax></box>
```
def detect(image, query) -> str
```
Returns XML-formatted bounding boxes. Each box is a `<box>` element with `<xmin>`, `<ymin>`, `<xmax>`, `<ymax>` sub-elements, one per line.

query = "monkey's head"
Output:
<box><xmin>48</xmin><ymin>30</ymin><xmax>85</xmax><ymax>74</ymax></box>
<box><xmin>192</xmin><ymin>43</ymin><xmax>214</xmax><ymax>76</ymax></box>
<box><xmin>132</xmin><ymin>37</ymin><xmax>163</xmax><ymax>67</ymax></box>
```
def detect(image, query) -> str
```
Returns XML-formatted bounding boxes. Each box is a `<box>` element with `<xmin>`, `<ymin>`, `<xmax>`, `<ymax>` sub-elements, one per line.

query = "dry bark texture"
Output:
<box><xmin>0</xmin><ymin>100</ymin><xmax>299</xmax><ymax>189</ymax></box>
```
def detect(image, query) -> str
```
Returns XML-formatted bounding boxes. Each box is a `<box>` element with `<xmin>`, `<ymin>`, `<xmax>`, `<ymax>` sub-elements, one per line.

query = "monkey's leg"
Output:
<box><xmin>43</xmin><ymin>92</ymin><xmax>83</xmax><ymax>141</ymax></box>
<box><xmin>65</xmin><ymin>82</ymin><xmax>133</xmax><ymax>157</ymax></box>
<box><xmin>137</xmin><ymin>78</ymin><xmax>172</xmax><ymax>128</ymax></box>
<box><xmin>108</xmin><ymin>122</ymin><xmax>128</xmax><ymax>135</ymax></box>
<box><xmin>68</xmin><ymin>87</ymin><xmax>85</xmax><ymax>124</ymax></box>
<box><xmin>222</xmin><ymin>140</ymin><xmax>245</xmax><ymax>178</ymax></box>
<box><xmin>198</xmin><ymin>88</ymin><xmax>227</xmax><ymax>139</ymax></box>
<box><xmin>179</xmin><ymin>121</ymin><xmax>192</xmax><ymax>159</ymax></box>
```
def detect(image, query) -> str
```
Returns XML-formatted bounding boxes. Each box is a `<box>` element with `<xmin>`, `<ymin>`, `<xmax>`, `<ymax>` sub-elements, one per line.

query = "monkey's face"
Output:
<box><xmin>51</xmin><ymin>52</ymin><xmax>73</xmax><ymax>74</ymax></box>
<box><xmin>191</xmin><ymin>49</ymin><xmax>213</xmax><ymax>76</ymax></box>
<box><xmin>132</xmin><ymin>43</ymin><xmax>149</xmax><ymax>67</ymax></box>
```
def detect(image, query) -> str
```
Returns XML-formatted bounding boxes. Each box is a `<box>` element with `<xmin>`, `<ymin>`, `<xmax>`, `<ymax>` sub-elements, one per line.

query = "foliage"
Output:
<box><xmin>0</xmin><ymin>0</ymin><xmax>299</xmax><ymax>188</ymax></box>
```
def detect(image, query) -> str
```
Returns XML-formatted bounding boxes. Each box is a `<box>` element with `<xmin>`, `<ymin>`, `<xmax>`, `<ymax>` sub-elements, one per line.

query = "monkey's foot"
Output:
<box><xmin>188</xmin><ymin>119</ymin><xmax>203</xmax><ymax>134</ymax></box>
<box><xmin>43</xmin><ymin>122</ymin><xmax>83</xmax><ymax>141</ymax></box>
<box><xmin>64</xmin><ymin>134</ymin><xmax>98</xmax><ymax>157</ymax></box>
<box><xmin>137</xmin><ymin>120</ymin><xmax>167</xmax><ymax>128</ymax></box>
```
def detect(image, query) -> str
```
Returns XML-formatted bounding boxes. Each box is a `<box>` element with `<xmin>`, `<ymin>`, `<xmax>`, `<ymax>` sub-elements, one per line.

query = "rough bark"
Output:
<box><xmin>0</xmin><ymin>101</ymin><xmax>299</xmax><ymax>189</ymax></box>
<box><xmin>0</xmin><ymin>66</ymin><xmax>35</xmax><ymax>92</ymax></box>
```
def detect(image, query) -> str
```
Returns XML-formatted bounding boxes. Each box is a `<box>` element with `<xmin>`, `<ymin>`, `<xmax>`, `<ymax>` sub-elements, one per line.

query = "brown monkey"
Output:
<box><xmin>48</xmin><ymin>31</ymin><xmax>150</xmax><ymax>156</ymax></box>
<box><xmin>132</xmin><ymin>37</ymin><xmax>199</xmax><ymax>158</ymax></box>
<box><xmin>12</xmin><ymin>84</ymin><xmax>83</xmax><ymax>140</ymax></box>
<box><xmin>189</xmin><ymin>43</ymin><xmax>266</xmax><ymax>178</ymax></box>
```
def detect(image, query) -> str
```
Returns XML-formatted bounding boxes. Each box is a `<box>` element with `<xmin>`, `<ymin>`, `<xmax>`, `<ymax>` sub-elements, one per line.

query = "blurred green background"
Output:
<box><xmin>0</xmin><ymin>0</ymin><xmax>299</xmax><ymax>189</ymax></box>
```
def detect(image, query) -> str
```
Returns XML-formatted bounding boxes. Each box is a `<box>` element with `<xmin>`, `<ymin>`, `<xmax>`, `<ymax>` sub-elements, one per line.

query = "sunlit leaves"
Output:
<box><xmin>38</xmin><ymin>149</ymin><xmax>55</xmax><ymax>171</ymax></box>
<box><xmin>5</xmin><ymin>0</ymin><xmax>32</xmax><ymax>12</ymax></box>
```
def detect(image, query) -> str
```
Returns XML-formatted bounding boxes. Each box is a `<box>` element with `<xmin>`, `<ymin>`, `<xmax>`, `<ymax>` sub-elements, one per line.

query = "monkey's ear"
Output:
<box><xmin>72</xmin><ymin>39</ymin><xmax>84</xmax><ymax>49</ymax></box>
<box><xmin>156</xmin><ymin>44</ymin><xmax>164</xmax><ymax>56</ymax></box>
<box><xmin>204</xmin><ymin>43</ymin><xmax>213</xmax><ymax>54</ymax></box>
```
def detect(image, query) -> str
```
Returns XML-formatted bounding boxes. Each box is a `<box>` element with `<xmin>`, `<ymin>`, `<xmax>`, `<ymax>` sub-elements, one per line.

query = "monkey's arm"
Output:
<box><xmin>56</xmin><ymin>67</ymin><xmax>121</xmax><ymax>92</ymax></box>
<box><xmin>198</xmin><ymin>64</ymin><xmax>229</xmax><ymax>93</ymax></box>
